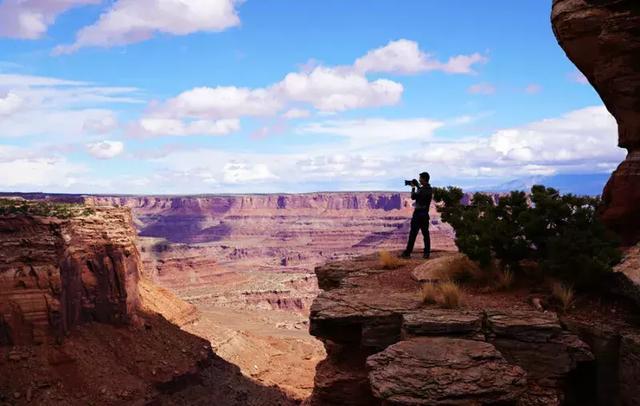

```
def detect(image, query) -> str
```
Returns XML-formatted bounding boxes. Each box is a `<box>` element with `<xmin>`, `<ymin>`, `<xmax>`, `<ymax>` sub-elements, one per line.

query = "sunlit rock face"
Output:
<box><xmin>0</xmin><ymin>208</ymin><xmax>141</xmax><ymax>345</ymax></box>
<box><xmin>552</xmin><ymin>0</ymin><xmax>640</xmax><ymax>245</ymax></box>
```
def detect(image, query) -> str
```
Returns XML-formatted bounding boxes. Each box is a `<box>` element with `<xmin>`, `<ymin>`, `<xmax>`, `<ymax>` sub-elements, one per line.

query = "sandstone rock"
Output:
<box><xmin>486</xmin><ymin>310</ymin><xmax>593</xmax><ymax>405</ymax></box>
<box><xmin>366</xmin><ymin>337</ymin><xmax>527</xmax><ymax>405</ymax></box>
<box><xmin>608</xmin><ymin>244</ymin><xmax>640</xmax><ymax>307</ymax></box>
<box><xmin>410</xmin><ymin>253</ymin><xmax>478</xmax><ymax>283</ymax></box>
<box><xmin>0</xmin><ymin>207</ymin><xmax>141</xmax><ymax>345</ymax></box>
<box><xmin>485</xmin><ymin>310</ymin><xmax>562</xmax><ymax>343</ymax></box>
<box><xmin>401</xmin><ymin>309</ymin><xmax>482</xmax><ymax>338</ymax></box>
<box><xmin>552</xmin><ymin>0</ymin><xmax>640</xmax><ymax>244</ymax></box>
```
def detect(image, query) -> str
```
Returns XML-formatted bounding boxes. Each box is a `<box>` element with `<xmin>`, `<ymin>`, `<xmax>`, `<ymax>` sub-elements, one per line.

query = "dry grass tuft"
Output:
<box><xmin>551</xmin><ymin>281</ymin><xmax>575</xmax><ymax>312</ymax></box>
<box><xmin>420</xmin><ymin>281</ymin><xmax>463</xmax><ymax>308</ymax></box>
<box><xmin>495</xmin><ymin>269</ymin><xmax>514</xmax><ymax>291</ymax></box>
<box><xmin>421</xmin><ymin>283</ymin><xmax>439</xmax><ymax>304</ymax></box>
<box><xmin>379</xmin><ymin>250</ymin><xmax>402</xmax><ymax>270</ymax></box>
<box><xmin>439</xmin><ymin>281</ymin><xmax>463</xmax><ymax>308</ymax></box>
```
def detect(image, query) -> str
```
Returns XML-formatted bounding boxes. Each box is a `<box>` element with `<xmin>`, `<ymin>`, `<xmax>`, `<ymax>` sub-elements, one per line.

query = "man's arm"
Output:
<box><xmin>411</xmin><ymin>187</ymin><xmax>418</xmax><ymax>200</ymax></box>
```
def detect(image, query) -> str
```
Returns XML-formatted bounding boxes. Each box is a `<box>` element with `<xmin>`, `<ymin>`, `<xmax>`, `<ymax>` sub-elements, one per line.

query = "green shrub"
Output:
<box><xmin>433</xmin><ymin>185</ymin><xmax>621</xmax><ymax>290</ymax></box>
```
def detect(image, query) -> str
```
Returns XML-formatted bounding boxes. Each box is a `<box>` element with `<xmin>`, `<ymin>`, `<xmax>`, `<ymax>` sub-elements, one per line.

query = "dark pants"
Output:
<box><xmin>405</xmin><ymin>209</ymin><xmax>431</xmax><ymax>255</ymax></box>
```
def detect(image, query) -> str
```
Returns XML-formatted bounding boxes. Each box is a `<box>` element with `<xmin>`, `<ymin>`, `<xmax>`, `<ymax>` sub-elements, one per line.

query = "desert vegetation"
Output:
<box><xmin>420</xmin><ymin>281</ymin><xmax>463</xmax><ymax>308</ymax></box>
<box><xmin>0</xmin><ymin>198</ymin><xmax>95</xmax><ymax>219</ymax></box>
<box><xmin>378</xmin><ymin>250</ymin><xmax>403</xmax><ymax>269</ymax></box>
<box><xmin>433</xmin><ymin>185</ymin><xmax>622</xmax><ymax>291</ymax></box>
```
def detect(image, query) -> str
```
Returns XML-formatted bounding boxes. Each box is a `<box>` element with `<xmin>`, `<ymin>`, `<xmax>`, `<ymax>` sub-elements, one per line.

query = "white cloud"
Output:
<box><xmin>135</xmin><ymin>117</ymin><xmax>240</xmax><ymax>137</ymax></box>
<box><xmin>277</xmin><ymin>66</ymin><xmax>403</xmax><ymax>112</ymax></box>
<box><xmin>0</xmin><ymin>153</ymin><xmax>86</xmax><ymax>189</ymax></box>
<box><xmin>223</xmin><ymin>162</ymin><xmax>278</xmax><ymax>184</ymax></box>
<box><xmin>0</xmin><ymin>0</ymin><xmax>99</xmax><ymax>39</ymax></box>
<box><xmin>86</xmin><ymin>140</ymin><xmax>125</xmax><ymax>159</ymax></box>
<box><xmin>299</xmin><ymin>118</ymin><xmax>443</xmax><ymax>144</ymax></box>
<box><xmin>159</xmin><ymin>86</ymin><xmax>282</xmax><ymax>119</ymax></box>
<box><xmin>354</xmin><ymin>39</ymin><xmax>488</xmax><ymax>75</ymax></box>
<box><xmin>0</xmin><ymin>92</ymin><xmax>23</xmax><ymax>116</ymax></box>
<box><xmin>283</xmin><ymin>108</ymin><xmax>311</xmax><ymax>119</ymax></box>
<box><xmin>134</xmin><ymin>39</ymin><xmax>487</xmax><ymax>136</ymax></box>
<box><xmin>54</xmin><ymin>0</ymin><xmax>241</xmax><ymax>54</ymax></box>
<box><xmin>0</xmin><ymin>73</ymin><xmax>136</xmax><ymax>139</ymax></box>
<box><xmin>468</xmin><ymin>83</ymin><xmax>496</xmax><ymax>95</ymax></box>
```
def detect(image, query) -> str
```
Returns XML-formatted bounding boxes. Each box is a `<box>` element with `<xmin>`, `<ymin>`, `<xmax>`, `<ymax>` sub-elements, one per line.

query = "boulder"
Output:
<box><xmin>411</xmin><ymin>253</ymin><xmax>478</xmax><ymax>283</ymax></box>
<box><xmin>366</xmin><ymin>337</ymin><xmax>527</xmax><ymax>405</ymax></box>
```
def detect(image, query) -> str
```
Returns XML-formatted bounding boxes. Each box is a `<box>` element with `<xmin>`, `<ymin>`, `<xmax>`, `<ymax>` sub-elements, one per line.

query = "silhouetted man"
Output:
<box><xmin>401</xmin><ymin>172</ymin><xmax>432</xmax><ymax>259</ymax></box>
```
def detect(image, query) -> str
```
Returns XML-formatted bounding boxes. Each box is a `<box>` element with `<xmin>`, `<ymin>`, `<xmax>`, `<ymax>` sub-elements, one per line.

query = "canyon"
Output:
<box><xmin>84</xmin><ymin>192</ymin><xmax>456</xmax><ymax>398</ymax></box>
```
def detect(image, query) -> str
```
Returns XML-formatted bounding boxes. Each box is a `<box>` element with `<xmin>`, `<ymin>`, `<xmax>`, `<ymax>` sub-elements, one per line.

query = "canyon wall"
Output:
<box><xmin>86</xmin><ymin>192</ymin><xmax>455</xmax><ymax>311</ymax></box>
<box><xmin>0</xmin><ymin>207</ymin><xmax>141</xmax><ymax>345</ymax></box>
<box><xmin>552</xmin><ymin>0</ymin><xmax>640</xmax><ymax>245</ymax></box>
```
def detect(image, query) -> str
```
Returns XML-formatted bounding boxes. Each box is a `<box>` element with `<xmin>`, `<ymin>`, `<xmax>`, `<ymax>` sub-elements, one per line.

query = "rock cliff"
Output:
<box><xmin>0</xmin><ymin>206</ymin><xmax>141</xmax><ymax>345</ymax></box>
<box><xmin>552</xmin><ymin>0</ymin><xmax>640</xmax><ymax>244</ymax></box>
<box><xmin>308</xmin><ymin>252</ymin><xmax>640</xmax><ymax>405</ymax></box>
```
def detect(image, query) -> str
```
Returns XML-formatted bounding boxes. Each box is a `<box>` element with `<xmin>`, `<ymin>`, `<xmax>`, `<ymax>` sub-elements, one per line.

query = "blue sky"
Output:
<box><xmin>0</xmin><ymin>0</ymin><xmax>624</xmax><ymax>194</ymax></box>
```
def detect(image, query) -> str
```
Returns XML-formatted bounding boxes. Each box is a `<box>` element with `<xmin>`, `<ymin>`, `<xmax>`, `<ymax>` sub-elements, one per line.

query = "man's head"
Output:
<box><xmin>419</xmin><ymin>171</ymin><xmax>430</xmax><ymax>186</ymax></box>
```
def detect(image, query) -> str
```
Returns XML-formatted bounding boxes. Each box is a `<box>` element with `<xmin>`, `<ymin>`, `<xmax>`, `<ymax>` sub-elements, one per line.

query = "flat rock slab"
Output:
<box><xmin>486</xmin><ymin>310</ymin><xmax>562</xmax><ymax>343</ymax></box>
<box><xmin>402</xmin><ymin>309</ymin><xmax>483</xmax><ymax>337</ymax></box>
<box><xmin>367</xmin><ymin>337</ymin><xmax>527</xmax><ymax>405</ymax></box>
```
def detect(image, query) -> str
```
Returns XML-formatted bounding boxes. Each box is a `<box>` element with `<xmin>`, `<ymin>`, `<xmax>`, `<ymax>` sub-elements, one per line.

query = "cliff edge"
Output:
<box><xmin>308</xmin><ymin>252</ymin><xmax>640</xmax><ymax>405</ymax></box>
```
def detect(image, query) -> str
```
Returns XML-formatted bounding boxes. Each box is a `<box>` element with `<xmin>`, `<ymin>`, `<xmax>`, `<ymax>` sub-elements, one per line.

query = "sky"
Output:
<box><xmin>0</xmin><ymin>0</ymin><xmax>626</xmax><ymax>194</ymax></box>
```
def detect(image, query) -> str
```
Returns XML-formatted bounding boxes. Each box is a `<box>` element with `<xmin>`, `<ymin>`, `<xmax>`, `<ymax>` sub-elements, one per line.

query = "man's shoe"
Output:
<box><xmin>423</xmin><ymin>253</ymin><xmax>431</xmax><ymax>259</ymax></box>
<box><xmin>400</xmin><ymin>252</ymin><xmax>411</xmax><ymax>259</ymax></box>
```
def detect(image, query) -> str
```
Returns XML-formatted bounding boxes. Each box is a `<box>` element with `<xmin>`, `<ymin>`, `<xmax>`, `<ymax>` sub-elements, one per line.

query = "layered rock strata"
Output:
<box><xmin>0</xmin><ymin>208</ymin><xmax>141</xmax><ymax>345</ymax></box>
<box><xmin>308</xmin><ymin>253</ymin><xmax>639</xmax><ymax>405</ymax></box>
<box><xmin>552</xmin><ymin>0</ymin><xmax>640</xmax><ymax>244</ymax></box>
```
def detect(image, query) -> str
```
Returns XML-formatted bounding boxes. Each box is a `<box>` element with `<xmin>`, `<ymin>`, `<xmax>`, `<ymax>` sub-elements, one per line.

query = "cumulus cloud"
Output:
<box><xmin>54</xmin><ymin>0</ymin><xmax>241</xmax><ymax>54</ymax></box>
<box><xmin>133</xmin><ymin>39</ymin><xmax>485</xmax><ymax>137</ymax></box>
<box><xmin>276</xmin><ymin>66</ymin><xmax>403</xmax><ymax>112</ymax></box>
<box><xmin>134</xmin><ymin>117</ymin><xmax>240</xmax><ymax>137</ymax></box>
<box><xmin>0</xmin><ymin>0</ymin><xmax>99</xmax><ymax>39</ymax></box>
<box><xmin>468</xmin><ymin>83</ymin><xmax>496</xmax><ymax>95</ymax></box>
<box><xmin>0</xmin><ymin>92</ymin><xmax>23</xmax><ymax>116</ymax></box>
<box><xmin>86</xmin><ymin>140</ymin><xmax>125</xmax><ymax>159</ymax></box>
<box><xmin>354</xmin><ymin>39</ymin><xmax>488</xmax><ymax>75</ymax></box>
<box><xmin>159</xmin><ymin>86</ymin><xmax>282</xmax><ymax>120</ymax></box>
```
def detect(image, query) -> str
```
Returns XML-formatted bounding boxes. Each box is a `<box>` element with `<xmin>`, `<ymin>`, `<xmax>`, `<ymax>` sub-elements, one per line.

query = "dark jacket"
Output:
<box><xmin>411</xmin><ymin>185</ymin><xmax>433</xmax><ymax>211</ymax></box>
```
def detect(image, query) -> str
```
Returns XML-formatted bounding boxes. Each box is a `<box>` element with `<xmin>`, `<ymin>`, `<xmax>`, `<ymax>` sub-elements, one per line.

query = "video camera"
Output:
<box><xmin>404</xmin><ymin>179</ymin><xmax>419</xmax><ymax>187</ymax></box>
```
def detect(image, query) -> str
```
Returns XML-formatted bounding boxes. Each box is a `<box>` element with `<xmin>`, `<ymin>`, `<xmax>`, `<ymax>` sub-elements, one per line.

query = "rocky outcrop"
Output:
<box><xmin>0</xmin><ymin>208</ymin><xmax>141</xmax><ymax>345</ymax></box>
<box><xmin>308</xmin><ymin>253</ymin><xmax>639</xmax><ymax>406</ymax></box>
<box><xmin>552</xmin><ymin>0</ymin><xmax>640</xmax><ymax>244</ymax></box>
<box><xmin>367</xmin><ymin>337</ymin><xmax>527</xmax><ymax>405</ymax></box>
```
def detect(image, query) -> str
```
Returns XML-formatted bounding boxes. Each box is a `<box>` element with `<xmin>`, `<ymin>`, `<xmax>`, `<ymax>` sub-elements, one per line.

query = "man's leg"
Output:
<box><xmin>402</xmin><ymin>215</ymin><xmax>420</xmax><ymax>257</ymax></box>
<box><xmin>421</xmin><ymin>217</ymin><xmax>431</xmax><ymax>258</ymax></box>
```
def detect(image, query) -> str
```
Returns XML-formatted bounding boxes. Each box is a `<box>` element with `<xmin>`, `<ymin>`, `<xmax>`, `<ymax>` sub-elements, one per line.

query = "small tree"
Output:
<box><xmin>433</xmin><ymin>185</ymin><xmax>621</xmax><ymax>290</ymax></box>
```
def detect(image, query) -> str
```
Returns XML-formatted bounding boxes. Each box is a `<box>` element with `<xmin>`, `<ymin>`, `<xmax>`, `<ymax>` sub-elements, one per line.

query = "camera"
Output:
<box><xmin>404</xmin><ymin>179</ymin><xmax>419</xmax><ymax>187</ymax></box>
